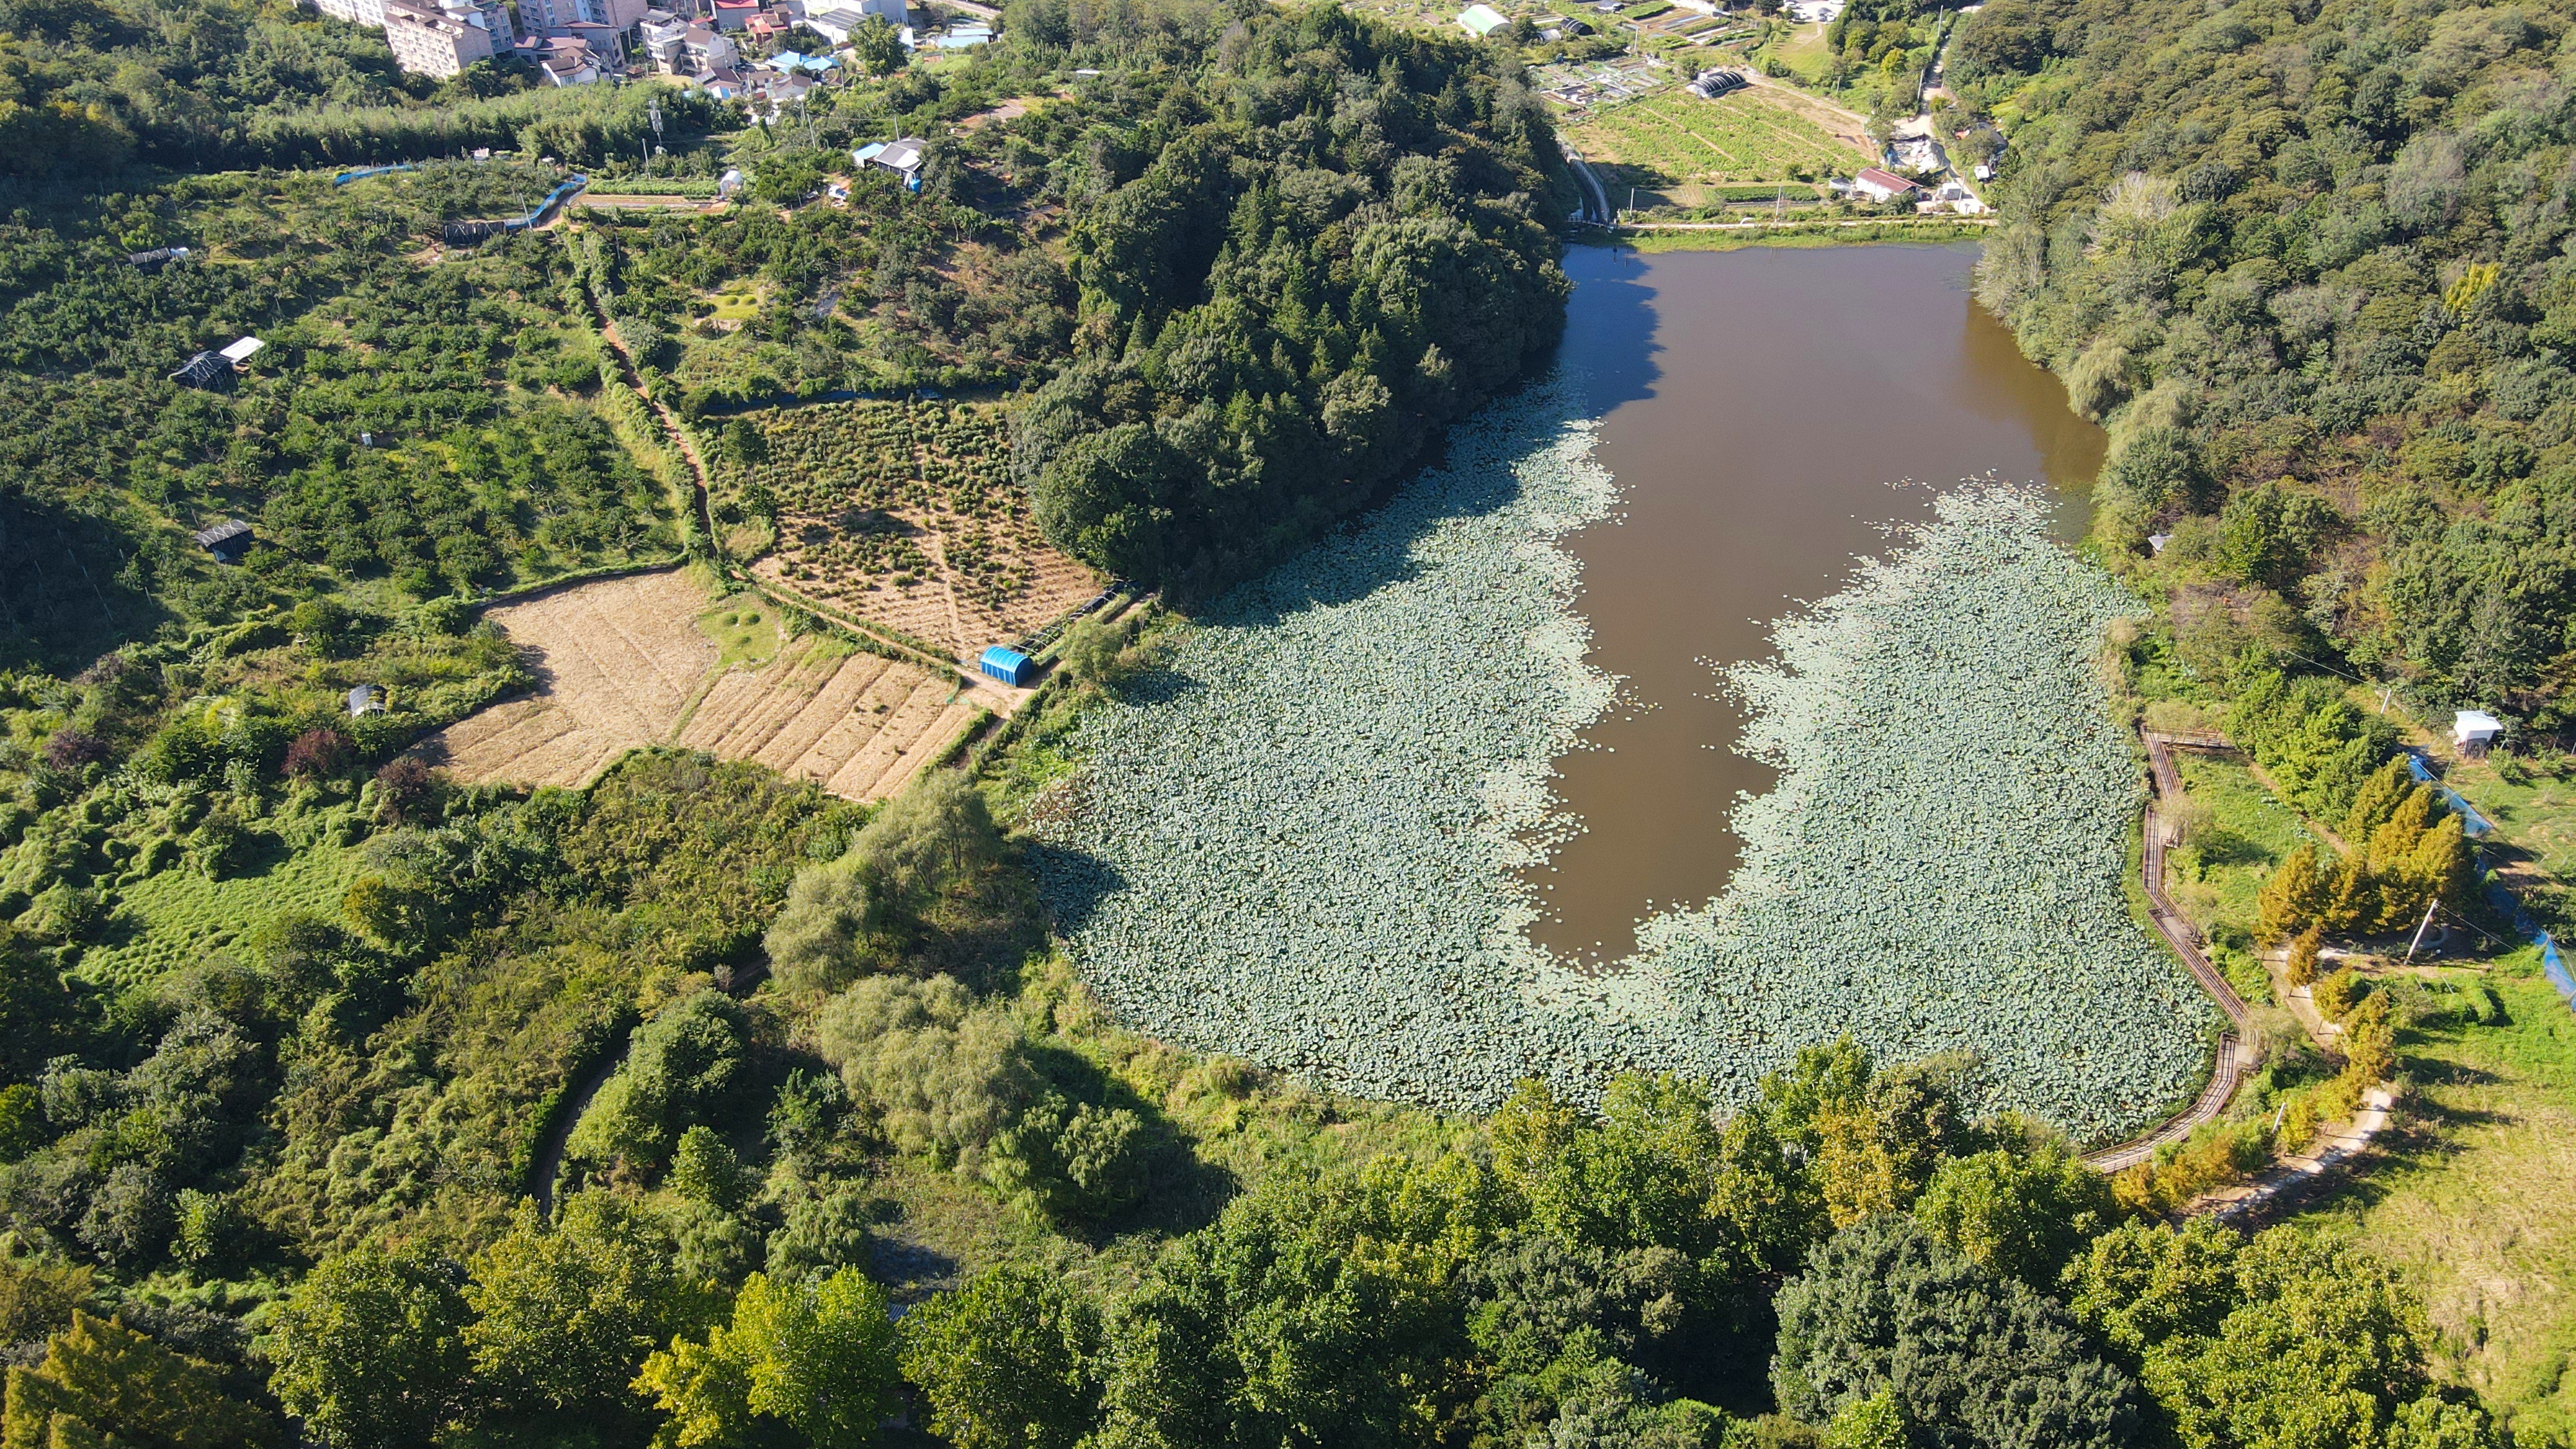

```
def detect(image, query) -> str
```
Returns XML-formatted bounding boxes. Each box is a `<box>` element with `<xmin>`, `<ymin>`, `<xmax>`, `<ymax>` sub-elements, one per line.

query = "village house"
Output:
<box><xmin>1852</xmin><ymin>167</ymin><xmax>1919</xmax><ymax>202</ymax></box>
<box><xmin>853</xmin><ymin>137</ymin><xmax>926</xmax><ymax>185</ymax></box>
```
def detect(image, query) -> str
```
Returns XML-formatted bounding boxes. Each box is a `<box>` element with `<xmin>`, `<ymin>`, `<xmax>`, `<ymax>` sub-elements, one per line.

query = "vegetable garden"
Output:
<box><xmin>1031</xmin><ymin>382</ymin><xmax>2213</xmax><ymax>1141</ymax></box>
<box><xmin>1569</xmin><ymin>88</ymin><xmax>1865</xmax><ymax>187</ymax></box>
<box><xmin>715</xmin><ymin>401</ymin><xmax>1101</xmax><ymax>654</ymax></box>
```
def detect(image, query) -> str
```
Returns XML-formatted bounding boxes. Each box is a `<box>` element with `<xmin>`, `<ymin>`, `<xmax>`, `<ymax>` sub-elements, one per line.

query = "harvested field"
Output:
<box><xmin>420</xmin><ymin>569</ymin><xmax>983</xmax><ymax>800</ymax></box>
<box><xmin>677</xmin><ymin>638</ymin><xmax>983</xmax><ymax>799</ymax></box>
<box><xmin>717</xmin><ymin>400</ymin><xmax>1103</xmax><ymax>658</ymax></box>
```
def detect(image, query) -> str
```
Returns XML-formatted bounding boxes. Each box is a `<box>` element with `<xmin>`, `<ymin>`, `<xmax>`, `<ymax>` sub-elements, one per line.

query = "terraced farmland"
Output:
<box><xmin>1570</xmin><ymin>86</ymin><xmax>1868</xmax><ymax>185</ymax></box>
<box><xmin>716</xmin><ymin>401</ymin><xmax>1103</xmax><ymax>657</ymax></box>
<box><xmin>419</xmin><ymin>569</ymin><xmax>983</xmax><ymax>801</ymax></box>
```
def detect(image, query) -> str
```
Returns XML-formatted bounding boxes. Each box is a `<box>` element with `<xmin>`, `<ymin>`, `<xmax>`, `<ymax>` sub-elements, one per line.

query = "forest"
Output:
<box><xmin>1960</xmin><ymin>0</ymin><xmax>2576</xmax><ymax>739</ymax></box>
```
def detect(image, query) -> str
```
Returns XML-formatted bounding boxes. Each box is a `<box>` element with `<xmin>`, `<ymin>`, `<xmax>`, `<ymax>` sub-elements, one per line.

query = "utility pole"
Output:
<box><xmin>2405</xmin><ymin>896</ymin><xmax>2439</xmax><ymax>961</ymax></box>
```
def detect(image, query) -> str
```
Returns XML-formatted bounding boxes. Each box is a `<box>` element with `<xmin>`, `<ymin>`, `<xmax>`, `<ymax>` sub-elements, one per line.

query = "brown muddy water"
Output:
<box><xmin>1522</xmin><ymin>242</ymin><xmax>2107</xmax><ymax>963</ymax></box>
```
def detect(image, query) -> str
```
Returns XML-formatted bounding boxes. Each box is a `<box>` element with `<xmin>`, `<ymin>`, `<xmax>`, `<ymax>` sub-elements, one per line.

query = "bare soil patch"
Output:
<box><xmin>419</xmin><ymin>569</ymin><xmax>984</xmax><ymax>800</ymax></box>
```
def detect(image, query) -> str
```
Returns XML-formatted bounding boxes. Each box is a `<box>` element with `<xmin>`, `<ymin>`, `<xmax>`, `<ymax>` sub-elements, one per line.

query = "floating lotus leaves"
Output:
<box><xmin>1027</xmin><ymin>375</ymin><xmax>2215</xmax><ymax>1142</ymax></box>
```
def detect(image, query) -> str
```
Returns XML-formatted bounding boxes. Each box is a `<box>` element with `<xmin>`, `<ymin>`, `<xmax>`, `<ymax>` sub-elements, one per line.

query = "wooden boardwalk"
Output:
<box><xmin>2081</xmin><ymin>730</ymin><xmax>2255</xmax><ymax>1173</ymax></box>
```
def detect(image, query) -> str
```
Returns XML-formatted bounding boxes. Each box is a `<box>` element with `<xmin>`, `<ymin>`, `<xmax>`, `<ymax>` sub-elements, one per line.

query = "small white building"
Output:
<box><xmin>348</xmin><ymin>685</ymin><xmax>387</xmax><ymax>717</ymax></box>
<box><xmin>219</xmin><ymin>337</ymin><xmax>264</xmax><ymax>367</ymax></box>
<box><xmin>1852</xmin><ymin>167</ymin><xmax>1918</xmax><ymax>202</ymax></box>
<box><xmin>1457</xmin><ymin>3</ymin><xmax>1508</xmax><ymax>35</ymax></box>
<box><xmin>802</xmin><ymin>3</ymin><xmax>869</xmax><ymax>41</ymax></box>
<box><xmin>2454</xmin><ymin>710</ymin><xmax>2503</xmax><ymax>758</ymax></box>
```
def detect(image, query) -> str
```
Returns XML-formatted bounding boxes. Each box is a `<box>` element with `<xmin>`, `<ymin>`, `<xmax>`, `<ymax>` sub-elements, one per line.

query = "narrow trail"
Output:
<box><xmin>2084</xmin><ymin>730</ymin><xmax>2398</xmax><ymax>1217</ymax></box>
<box><xmin>527</xmin><ymin>1046</ymin><xmax>625</xmax><ymax>1213</ymax></box>
<box><xmin>2081</xmin><ymin>729</ymin><xmax>2255</xmax><ymax>1173</ymax></box>
<box><xmin>583</xmin><ymin>274</ymin><xmax>719</xmax><ymax>556</ymax></box>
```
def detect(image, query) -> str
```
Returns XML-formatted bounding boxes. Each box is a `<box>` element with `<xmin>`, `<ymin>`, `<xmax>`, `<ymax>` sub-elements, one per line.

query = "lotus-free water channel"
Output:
<box><xmin>1526</xmin><ymin>243</ymin><xmax>2108</xmax><ymax>962</ymax></box>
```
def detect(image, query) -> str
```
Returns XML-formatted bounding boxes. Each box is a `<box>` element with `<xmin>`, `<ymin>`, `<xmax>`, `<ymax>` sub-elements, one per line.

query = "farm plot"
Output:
<box><xmin>1570</xmin><ymin>86</ymin><xmax>1866</xmax><ymax>184</ymax></box>
<box><xmin>717</xmin><ymin>401</ymin><xmax>1103</xmax><ymax>658</ymax></box>
<box><xmin>1029</xmin><ymin>380</ymin><xmax>2215</xmax><ymax>1141</ymax></box>
<box><xmin>419</xmin><ymin>569</ymin><xmax>978</xmax><ymax>801</ymax></box>
<box><xmin>676</xmin><ymin>636</ymin><xmax>981</xmax><ymax>800</ymax></box>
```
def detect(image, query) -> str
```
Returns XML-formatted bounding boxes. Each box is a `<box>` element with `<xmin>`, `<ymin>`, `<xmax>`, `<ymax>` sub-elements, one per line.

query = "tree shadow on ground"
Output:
<box><xmin>0</xmin><ymin>487</ymin><xmax>169</xmax><ymax>675</ymax></box>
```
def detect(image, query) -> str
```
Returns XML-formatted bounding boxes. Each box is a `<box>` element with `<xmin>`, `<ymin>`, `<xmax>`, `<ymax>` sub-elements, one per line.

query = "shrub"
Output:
<box><xmin>282</xmin><ymin>728</ymin><xmax>352</xmax><ymax>782</ymax></box>
<box><xmin>371</xmin><ymin>759</ymin><xmax>437</xmax><ymax>827</ymax></box>
<box><xmin>39</xmin><ymin>730</ymin><xmax>108</xmax><ymax>773</ymax></box>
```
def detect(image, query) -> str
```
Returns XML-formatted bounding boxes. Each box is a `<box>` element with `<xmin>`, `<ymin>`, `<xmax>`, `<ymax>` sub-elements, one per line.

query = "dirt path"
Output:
<box><xmin>2201</xmin><ymin>1087</ymin><xmax>2396</xmax><ymax>1222</ymax></box>
<box><xmin>527</xmin><ymin>1045</ymin><xmax>625</xmax><ymax>1211</ymax></box>
<box><xmin>585</xmin><ymin>273</ymin><xmax>720</xmax><ymax>554</ymax></box>
<box><xmin>1577</xmin><ymin>216</ymin><xmax>1998</xmax><ymax>233</ymax></box>
<box><xmin>2085</xmin><ymin>730</ymin><xmax>2401</xmax><ymax>1218</ymax></box>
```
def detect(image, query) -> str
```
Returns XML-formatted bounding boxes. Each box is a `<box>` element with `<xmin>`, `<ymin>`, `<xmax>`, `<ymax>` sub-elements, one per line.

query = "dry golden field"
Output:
<box><xmin>418</xmin><ymin>569</ymin><xmax>985</xmax><ymax>800</ymax></box>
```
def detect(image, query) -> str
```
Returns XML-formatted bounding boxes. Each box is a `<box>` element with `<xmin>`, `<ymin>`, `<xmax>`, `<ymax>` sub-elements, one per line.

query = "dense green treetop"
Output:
<box><xmin>1963</xmin><ymin>0</ymin><xmax>2576</xmax><ymax>729</ymax></box>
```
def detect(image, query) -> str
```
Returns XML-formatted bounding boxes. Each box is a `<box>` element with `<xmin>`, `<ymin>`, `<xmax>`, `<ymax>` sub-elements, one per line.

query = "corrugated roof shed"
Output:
<box><xmin>169</xmin><ymin>352</ymin><xmax>230</xmax><ymax>388</ymax></box>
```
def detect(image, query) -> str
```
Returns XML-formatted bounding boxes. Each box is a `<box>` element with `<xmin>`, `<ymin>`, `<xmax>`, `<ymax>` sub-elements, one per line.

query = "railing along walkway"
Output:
<box><xmin>2081</xmin><ymin>730</ymin><xmax>2255</xmax><ymax>1173</ymax></box>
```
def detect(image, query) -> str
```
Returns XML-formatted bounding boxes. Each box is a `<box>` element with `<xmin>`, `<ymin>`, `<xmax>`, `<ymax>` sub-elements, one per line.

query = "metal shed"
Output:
<box><xmin>169</xmin><ymin>351</ymin><xmax>231</xmax><ymax>390</ymax></box>
<box><xmin>978</xmin><ymin>646</ymin><xmax>1036</xmax><ymax>687</ymax></box>
<box><xmin>193</xmin><ymin>519</ymin><xmax>254</xmax><ymax>564</ymax></box>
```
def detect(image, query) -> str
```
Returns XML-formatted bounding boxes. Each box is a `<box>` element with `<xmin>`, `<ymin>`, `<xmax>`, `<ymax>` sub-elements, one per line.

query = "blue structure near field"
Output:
<box><xmin>978</xmin><ymin>647</ymin><xmax>1036</xmax><ymax>687</ymax></box>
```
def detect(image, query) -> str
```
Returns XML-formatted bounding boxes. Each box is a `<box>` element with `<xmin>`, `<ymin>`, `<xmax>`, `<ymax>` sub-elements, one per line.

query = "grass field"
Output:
<box><xmin>2431</xmin><ymin>748</ymin><xmax>2576</xmax><ymax>931</ymax></box>
<box><xmin>1569</xmin><ymin>86</ymin><xmax>1866</xmax><ymax>191</ymax></box>
<box><xmin>697</xmin><ymin>592</ymin><xmax>784</xmax><ymax>668</ymax></box>
<box><xmin>2168</xmin><ymin>754</ymin><xmax>2324</xmax><ymax>1000</ymax></box>
<box><xmin>80</xmin><ymin>837</ymin><xmax>368</xmax><ymax>990</ymax></box>
<box><xmin>1766</xmin><ymin>20</ymin><xmax>1837</xmax><ymax>82</ymax></box>
<box><xmin>2297</xmin><ymin>949</ymin><xmax>2576</xmax><ymax>1446</ymax></box>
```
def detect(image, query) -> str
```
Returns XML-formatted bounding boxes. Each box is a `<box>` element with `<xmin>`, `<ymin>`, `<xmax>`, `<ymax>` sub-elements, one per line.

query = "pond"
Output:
<box><xmin>1523</xmin><ymin>242</ymin><xmax>2109</xmax><ymax>963</ymax></box>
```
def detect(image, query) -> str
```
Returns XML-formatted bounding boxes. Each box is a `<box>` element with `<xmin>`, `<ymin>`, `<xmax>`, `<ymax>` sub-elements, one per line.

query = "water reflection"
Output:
<box><xmin>1523</xmin><ymin>242</ymin><xmax>2106</xmax><ymax>963</ymax></box>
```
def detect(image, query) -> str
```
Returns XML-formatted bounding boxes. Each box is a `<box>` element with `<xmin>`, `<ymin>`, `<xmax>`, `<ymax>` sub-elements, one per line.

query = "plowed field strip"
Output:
<box><xmin>793</xmin><ymin>666</ymin><xmax>936</xmax><ymax>785</ymax></box>
<box><xmin>684</xmin><ymin>643</ymin><xmax>838</xmax><ymax>757</ymax></box>
<box><xmin>762</xmin><ymin>657</ymin><xmax>902</xmax><ymax>771</ymax></box>
<box><xmin>827</xmin><ymin>679</ymin><xmax>957</xmax><ymax>797</ymax></box>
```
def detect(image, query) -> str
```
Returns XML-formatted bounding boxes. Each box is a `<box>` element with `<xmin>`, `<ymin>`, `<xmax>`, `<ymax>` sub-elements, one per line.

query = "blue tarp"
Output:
<box><xmin>2543</xmin><ymin>932</ymin><xmax>2575</xmax><ymax>1007</ymax></box>
<box><xmin>332</xmin><ymin>164</ymin><xmax>417</xmax><ymax>186</ymax></box>
<box><xmin>2404</xmin><ymin>749</ymin><xmax>2495</xmax><ymax>836</ymax></box>
<box><xmin>504</xmin><ymin>175</ymin><xmax>588</xmax><ymax>231</ymax></box>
